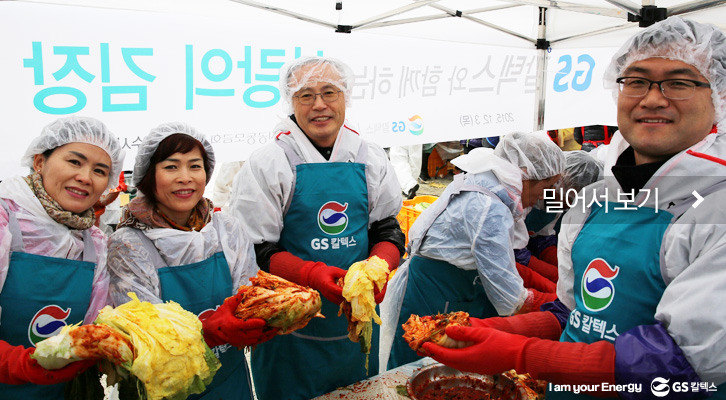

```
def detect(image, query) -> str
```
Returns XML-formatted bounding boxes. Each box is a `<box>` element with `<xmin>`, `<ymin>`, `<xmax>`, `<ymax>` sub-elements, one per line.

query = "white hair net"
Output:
<box><xmin>494</xmin><ymin>132</ymin><xmax>565</xmax><ymax>181</ymax></box>
<box><xmin>21</xmin><ymin>116</ymin><xmax>125</xmax><ymax>191</ymax></box>
<box><xmin>132</xmin><ymin>122</ymin><xmax>215</xmax><ymax>186</ymax></box>
<box><xmin>279</xmin><ymin>56</ymin><xmax>354</xmax><ymax>114</ymax></box>
<box><xmin>603</xmin><ymin>16</ymin><xmax>726</xmax><ymax>127</ymax></box>
<box><xmin>562</xmin><ymin>150</ymin><xmax>603</xmax><ymax>193</ymax></box>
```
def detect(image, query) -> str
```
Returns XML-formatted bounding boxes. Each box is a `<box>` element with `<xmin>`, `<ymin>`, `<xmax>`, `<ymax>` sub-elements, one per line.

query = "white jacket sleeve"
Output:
<box><xmin>658</xmin><ymin>190</ymin><xmax>726</xmax><ymax>385</ymax></box>
<box><xmin>85</xmin><ymin>227</ymin><xmax>111</xmax><ymax>323</ymax></box>
<box><xmin>214</xmin><ymin>212</ymin><xmax>259</xmax><ymax>290</ymax></box>
<box><xmin>0</xmin><ymin>206</ymin><xmax>12</xmax><ymax>296</ymax></box>
<box><xmin>228</xmin><ymin>144</ymin><xmax>292</xmax><ymax>244</ymax></box>
<box><xmin>471</xmin><ymin>198</ymin><xmax>527</xmax><ymax>316</ymax></box>
<box><xmin>106</xmin><ymin>228</ymin><xmax>163</xmax><ymax>306</ymax></box>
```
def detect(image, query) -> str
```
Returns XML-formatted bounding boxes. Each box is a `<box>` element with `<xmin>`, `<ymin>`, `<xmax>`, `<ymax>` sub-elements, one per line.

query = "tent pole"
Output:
<box><xmin>534</xmin><ymin>7</ymin><xmax>549</xmax><ymax>131</ymax></box>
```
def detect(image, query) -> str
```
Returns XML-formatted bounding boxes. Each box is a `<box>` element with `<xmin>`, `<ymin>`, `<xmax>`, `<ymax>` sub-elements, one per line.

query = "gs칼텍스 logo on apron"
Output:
<box><xmin>28</xmin><ymin>305</ymin><xmax>71</xmax><ymax>346</ymax></box>
<box><xmin>318</xmin><ymin>201</ymin><xmax>349</xmax><ymax>235</ymax></box>
<box><xmin>581</xmin><ymin>258</ymin><xmax>620</xmax><ymax>312</ymax></box>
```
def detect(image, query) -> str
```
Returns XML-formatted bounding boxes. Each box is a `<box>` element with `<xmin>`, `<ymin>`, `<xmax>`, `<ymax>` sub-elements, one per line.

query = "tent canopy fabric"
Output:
<box><xmin>21</xmin><ymin>0</ymin><xmax>726</xmax><ymax>49</ymax></box>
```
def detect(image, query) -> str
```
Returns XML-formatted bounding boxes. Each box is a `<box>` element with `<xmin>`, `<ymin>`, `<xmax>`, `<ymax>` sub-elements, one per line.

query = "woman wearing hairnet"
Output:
<box><xmin>106</xmin><ymin>123</ymin><xmax>274</xmax><ymax>400</ymax></box>
<box><xmin>519</xmin><ymin>150</ymin><xmax>604</xmax><ymax>281</ymax></box>
<box><xmin>379</xmin><ymin>132</ymin><xmax>565</xmax><ymax>371</ymax></box>
<box><xmin>0</xmin><ymin>117</ymin><xmax>124</xmax><ymax>398</ymax></box>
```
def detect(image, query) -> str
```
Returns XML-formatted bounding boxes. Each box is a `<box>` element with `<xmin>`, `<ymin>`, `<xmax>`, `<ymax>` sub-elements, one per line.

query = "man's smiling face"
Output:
<box><xmin>617</xmin><ymin>57</ymin><xmax>715</xmax><ymax>165</ymax></box>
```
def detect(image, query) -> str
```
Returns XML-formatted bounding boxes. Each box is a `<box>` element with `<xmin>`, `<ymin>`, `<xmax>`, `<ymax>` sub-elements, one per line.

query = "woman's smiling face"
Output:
<box><xmin>153</xmin><ymin>147</ymin><xmax>206</xmax><ymax>226</ymax></box>
<box><xmin>33</xmin><ymin>142</ymin><xmax>111</xmax><ymax>213</ymax></box>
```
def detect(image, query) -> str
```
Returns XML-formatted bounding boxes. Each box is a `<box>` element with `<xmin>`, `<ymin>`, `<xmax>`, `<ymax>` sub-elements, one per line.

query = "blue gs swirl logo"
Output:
<box><xmin>318</xmin><ymin>201</ymin><xmax>348</xmax><ymax>235</ymax></box>
<box><xmin>582</xmin><ymin>258</ymin><xmax>619</xmax><ymax>312</ymax></box>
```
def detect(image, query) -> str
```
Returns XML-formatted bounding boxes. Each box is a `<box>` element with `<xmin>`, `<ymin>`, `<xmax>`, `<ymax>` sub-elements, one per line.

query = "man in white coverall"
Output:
<box><xmin>228</xmin><ymin>56</ymin><xmax>405</xmax><ymax>400</ymax></box>
<box><xmin>420</xmin><ymin>16</ymin><xmax>726</xmax><ymax>399</ymax></box>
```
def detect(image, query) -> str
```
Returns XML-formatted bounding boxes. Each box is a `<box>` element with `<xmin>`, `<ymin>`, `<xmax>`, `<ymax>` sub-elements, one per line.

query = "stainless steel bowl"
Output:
<box><xmin>407</xmin><ymin>363</ymin><xmax>499</xmax><ymax>400</ymax></box>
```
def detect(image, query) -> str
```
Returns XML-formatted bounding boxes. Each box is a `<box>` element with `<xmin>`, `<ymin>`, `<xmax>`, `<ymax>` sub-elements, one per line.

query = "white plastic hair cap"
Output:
<box><xmin>603</xmin><ymin>16</ymin><xmax>726</xmax><ymax>128</ymax></box>
<box><xmin>132</xmin><ymin>122</ymin><xmax>215</xmax><ymax>186</ymax></box>
<box><xmin>562</xmin><ymin>150</ymin><xmax>604</xmax><ymax>193</ymax></box>
<box><xmin>21</xmin><ymin>116</ymin><xmax>125</xmax><ymax>191</ymax></box>
<box><xmin>278</xmin><ymin>56</ymin><xmax>354</xmax><ymax>114</ymax></box>
<box><xmin>494</xmin><ymin>132</ymin><xmax>566</xmax><ymax>180</ymax></box>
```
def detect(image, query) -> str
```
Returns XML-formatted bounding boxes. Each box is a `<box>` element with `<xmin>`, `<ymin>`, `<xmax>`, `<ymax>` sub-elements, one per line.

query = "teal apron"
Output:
<box><xmin>251</xmin><ymin>141</ymin><xmax>371</xmax><ymax>400</ymax></box>
<box><xmin>387</xmin><ymin>174</ymin><xmax>499</xmax><ymax>370</ymax></box>
<box><xmin>551</xmin><ymin>203</ymin><xmax>726</xmax><ymax>399</ymax></box>
<box><xmin>525</xmin><ymin>206</ymin><xmax>559</xmax><ymax>236</ymax></box>
<box><xmin>0</xmin><ymin>202</ymin><xmax>95</xmax><ymax>399</ymax></box>
<box><xmin>130</xmin><ymin>221</ymin><xmax>253</xmax><ymax>400</ymax></box>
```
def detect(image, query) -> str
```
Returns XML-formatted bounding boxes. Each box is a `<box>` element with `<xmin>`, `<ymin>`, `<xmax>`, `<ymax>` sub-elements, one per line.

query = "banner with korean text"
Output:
<box><xmin>0</xmin><ymin>2</ymin><xmax>617</xmax><ymax>185</ymax></box>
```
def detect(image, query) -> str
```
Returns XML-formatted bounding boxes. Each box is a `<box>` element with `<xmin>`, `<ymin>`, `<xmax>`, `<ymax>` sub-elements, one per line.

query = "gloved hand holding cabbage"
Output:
<box><xmin>32</xmin><ymin>293</ymin><xmax>220</xmax><ymax>400</ymax></box>
<box><xmin>233</xmin><ymin>270</ymin><xmax>325</xmax><ymax>334</ymax></box>
<box><xmin>337</xmin><ymin>255</ymin><xmax>390</xmax><ymax>372</ymax></box>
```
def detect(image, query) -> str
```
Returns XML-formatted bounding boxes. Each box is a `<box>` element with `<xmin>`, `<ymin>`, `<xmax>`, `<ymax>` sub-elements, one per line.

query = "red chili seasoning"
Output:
<box><xmin>414</xmin><ymin>376</ymin><xmax>498</xmax><ymax>400</ymax></box>
<box><xmin>419</xmin><ymin>386</ymin><xmax>492</xmax><ymax>400</ymax></box>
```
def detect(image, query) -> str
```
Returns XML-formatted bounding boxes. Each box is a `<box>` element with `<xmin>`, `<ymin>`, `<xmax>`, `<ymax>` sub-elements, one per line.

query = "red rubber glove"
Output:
<box><xmin>108</xmin><ymin>171</ymin><xmax>128</xmax><ymax>193</ymax></box>
<box><xmin>422</xmin><ymin>326</ymin><xmax>616</xmax><ymax>394</ymax></box>
<box><xmin>528</xmin><ymin>255</ymin><xmax>558</xmax><ymax>283</ymax></box>
<box><xmin>516</xmin><ymin>289</ymin><xmax>557</xmax><ymax>315</ymax></box>
<box><xmin>368</xmin><ymin>241</ymin><xmax>402</xmax><ymax>303</ymax></box>
<box><xmin>515</xmin><ymin>262</ymin><xmax>556</xmax><ymax>293</ymax></box>
<box><xmin>201</xmin><ymin>291</ymin><xmax>279</xmax><ymax>348</ymax></box>
<box><xmin>270</xmin><ymin>251</ymin><xmax>346</xmax><ymax>304</ymax></box>
<box><xmin>0</xmin><ymin>340</ymin><xmax>95</xmax><ymax>385</ymax></box>
<box><xmin>537</xmin><ymin>246</ymin><xmax>559</xmax><ymax>271</ymax></box>
<box><xmin>468</xmin><ymin>311</ymin><xmax>562</xmax><ymax>340</ymax></box>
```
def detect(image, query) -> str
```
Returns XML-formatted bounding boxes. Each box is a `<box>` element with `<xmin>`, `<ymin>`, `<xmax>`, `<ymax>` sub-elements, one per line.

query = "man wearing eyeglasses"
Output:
<box><xmin>228</xmin><ymin>56</ymin><xmax>405</xmax><ymax>400</ymax></box>
<box><xmin>418</xmin><ymin>17</ymin><xmax>726</xmax><ymax>399</ymax></box>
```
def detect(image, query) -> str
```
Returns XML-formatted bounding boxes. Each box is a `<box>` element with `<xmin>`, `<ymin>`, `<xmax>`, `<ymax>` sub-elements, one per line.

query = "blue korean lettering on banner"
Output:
<box><xmin>23</xmin><ymin>41</ymin><xmax>322</xmax><ymax>114</ymax></box>
<box><xmin>185</xmin><ymin>45</ymin><xmax>323</xmax><ymax>110</ymax></box>
<box><xmin>23</xmin><ymin>41</ymin><xmax>155</xmax><ymax>115</ymax></box>
<box><xmin>24</xmin><ymin>42</ymin><xmax>89</xmax><ymax>114</ymax></box>
<box><xmin>101</xmin><ymin>44</ymin><xmax>156</xmax><ymax>112</ymax></box>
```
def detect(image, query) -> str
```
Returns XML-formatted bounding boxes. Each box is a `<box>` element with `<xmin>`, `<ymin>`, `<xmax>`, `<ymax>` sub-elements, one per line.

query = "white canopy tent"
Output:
<box><xmin>2</xmin><ymin>0</ymin><xmax>725</xmax><ymax>181</ymax></box>
<box><xmin>19</xmin><ymin>0</ymin><xmax>726</xmax><ymax>47</ymax></box>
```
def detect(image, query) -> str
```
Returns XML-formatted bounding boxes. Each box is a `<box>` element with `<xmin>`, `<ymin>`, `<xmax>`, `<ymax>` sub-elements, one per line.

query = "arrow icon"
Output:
<box><xmin>692</xmin><ymin>190</ymin><xmax>704</xmax><ymax>208</ymax></box>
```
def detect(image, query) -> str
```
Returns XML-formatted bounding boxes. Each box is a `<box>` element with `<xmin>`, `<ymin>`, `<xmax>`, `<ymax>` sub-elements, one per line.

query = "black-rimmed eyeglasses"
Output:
<box><xmin>616</xmin><ymin>77</ymin><xmax>711</xmax><ymax>100</ymax></box>
<box><xmin>293</xmin><ymin>90</ymin><xmax>342</xmax><ymax>105</ymax></box>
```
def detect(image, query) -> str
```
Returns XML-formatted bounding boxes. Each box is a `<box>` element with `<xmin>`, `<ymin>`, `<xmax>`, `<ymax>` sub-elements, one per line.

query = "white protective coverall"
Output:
<box><xmin>227</xmin><ymin>117</ymin><xmax>402</xmax><ymax>245</ymax></box>
<box><xmin>389</xmin><ymin>144</ymin><xmax>423</xmax><ymax>194</ymax></box>
<box><xmin>558</xmin><ymin>129</ymin><xmax>726</xmax><ymax>386</ymax></box>
<box><xmin>0</xmin><ymin>176</ymin><xmax>110</xmax><ymax>324</ymax></box>
<box><xmin>106</xmin><ymin>211</ymin><xmax>258</xmax><ymax>306</ymax></box>
<box><xmin>379</xmin><ymin>148</ymin><xmax>531</xmax><ymax>371</ymax></box>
